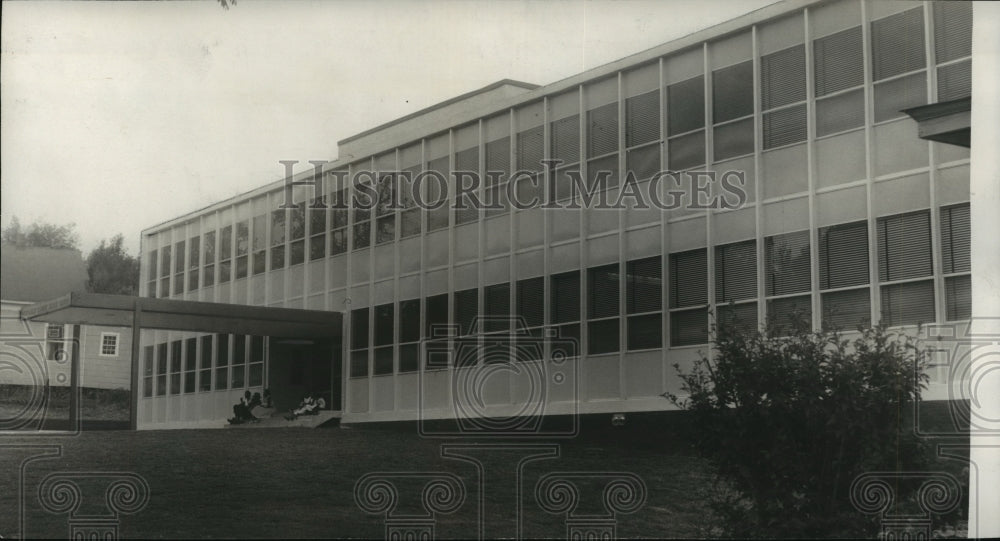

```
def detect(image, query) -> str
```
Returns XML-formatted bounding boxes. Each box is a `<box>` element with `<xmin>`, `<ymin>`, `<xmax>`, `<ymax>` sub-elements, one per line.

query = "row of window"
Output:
<box><xmin>144</xmin><ymin>4</ymin><xmax>971</xmax><ymax>299</ymax></box>
<box><xmin>141</xmin><ymin>334</ymin><xmax>265</xmax><ymax>398</ymax></box>
<box><xmin>347</xmin><ymin>203</ymin><xmax>970</xmax><ymax>377</ymax></box>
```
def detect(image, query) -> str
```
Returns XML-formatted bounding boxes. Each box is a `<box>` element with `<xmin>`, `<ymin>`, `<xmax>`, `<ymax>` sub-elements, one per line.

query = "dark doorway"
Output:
<box><xmin>268</xmin><ymin>338</ymin><xmax>341</xmax><ymax>412</ymax></box>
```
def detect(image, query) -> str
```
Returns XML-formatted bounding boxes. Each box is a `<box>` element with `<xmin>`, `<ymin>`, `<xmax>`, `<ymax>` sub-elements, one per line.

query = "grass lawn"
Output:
<box><xmin>1</xmin><ymin>424</ymin><xmax>719</xmax><ymax>539</ymax></box>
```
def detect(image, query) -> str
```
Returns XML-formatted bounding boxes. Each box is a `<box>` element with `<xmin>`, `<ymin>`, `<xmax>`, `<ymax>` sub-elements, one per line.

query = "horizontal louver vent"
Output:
<box><xmin>941</xmin><ymin>203</ymin><xmax>971</xmax><ymax>274</ymax></box>
<box><xmin>588</xmin><ymin>103</ymin><xmax>619</xmax><ymax>157</ymax></box>
<box><xmin>814</xmin><ymin>26</ymin><xmax>864</xmax><ymax>96</ymax></box>
<box><xmin>766</xmin><ymin>231</ymin><xmax>811</xmax><ymax>296</ymax></box>
<box><xmin>588</xmin><ymin>264</ymin><xmax>620</xmax><ymax>319</ymax></box>
<box><xmin>877</xmin><ymin>210</ymin><xmax>932</xmax><ymax>282</ymax></box>
<box><xmin>486</xmin><ymin>138</ymin><xmax>510</xmax><ymax>183</ymax></box>
<box><xmin>670</xmin><ymin>248</ymin><xmax>707</xmax><ymax>308</ymax></box>
<box><xmin>938</xmin><ymin>60</ymin><xmax>971</xmax><ymax>101</ymax></box>
<box><xmin>716</xmin><ymin>240</ymin><xmax>757</xmax><ymax>302</ymax></box>
<box><xmin>518</xmin><ymin>127</ymin><xmax>544</xmax><ymax>172</ymax></box>
<box><xmin>934</xmin><ymin>1</ymin><xmax>973</xmax><ymax>63</ymax></box>
<box><xmin>627</xmin><ymin>256</ymin><xmax>662</xmax><ymax>314</ymax></box>
<box><xmin>871</xmin><ymin>8</ymin><xmax>926</xmax><ymax>81</ymax></box>
<box><xmin>822</xmin><ymin>288</ymin><xmax>871</xmax><ymax>329</ymax></box>
<box><xmin>820</xmin><ymin>221</ymin><xmax>869</xmax><ymax>289</ymax></box>
<box><xmin>763</xmin><ymin>104</ymin><xmax>807</xmax><ymax>149</ymax></box>
<box><xmin>517</xmin><ymin>277</ymin><xmax>545</xmax><ymax>328</ymax></box>
<box><xmin>626</xmin><ymin>90</ymin><xmax>660</xmax><ymax>147</ymax></box>
<box><xmin>551</xmin><ymin>115</ymin><xmax>580</xmax><ymax>165</ymax></box>
<box><xmin>761</xmin><ymin>44</ymin><xmax>806</xmax><ymax>110</ymax></box>
<box><xmin>881</xmin><ymin>280</ymin><xmax>935</xmax><ymax>326</ymax></box>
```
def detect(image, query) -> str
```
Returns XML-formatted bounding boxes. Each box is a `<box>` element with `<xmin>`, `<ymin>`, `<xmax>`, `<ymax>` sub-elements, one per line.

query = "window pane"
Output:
<box><xmin>668</xmin><ymin>76</ymin><xmax>704</xmax><ymax>136</ymax></box>
<box><xmin>767</xmin><ymin>294</ymin><xmax>811</xmax><ymax>334</ymax></box>
<box><xmin>627</xmin><ymin>313</ymin><xmax>662</xmax><ymax>350</ymax></box>
<box><xmin>937</xmin><ymin>60</ymin><xmax>971</xmax><ymax>102</ymax></box>
<box><xmin>626</xmin><ymin>145</ymin><xmax>660</xmax><ymax>182</ymax></box>
<box><xmin>945</xmin><ymin>275</ymin><xmax>971</xmax><ymax>321</ymax></box>
<box><xmin>934</xmin><ymin>1</ymin><xmax>972</xmax><ymax>63</ymax></box>
<box><xmin>350</xmin><ymin>350</ymin><xmax>369</xmax><ymax>378</ymax></box>
<box><xmin>518</xmin><ymin>126</ymin><xmax>545</xmax><ymax>172</ymax></box>
<box><xmin>215</xmin><ymin>335</ymin><xmax>229</xmax><ymax>367</ymax></box>
<box><xmin>766</xmin><ymin>231</ymin><xmax>811</xmax><ymax>296</ymax></box>
<box><xmin>588</xmin><ymin>103</ymin><xmax>618</xmax><ymax>157</ymax></box>
<box><xmin>374</xmin><ymin>304</ymin><xmax>394</xmax><ymax>347</ymax></box>
<box><xmin>871</xmin><ymin>8</ymin><xmax>926</xmax><ymax>81</ymax></box>
<box><xmin>761</xmin><ymin>44</ymin><xmax>806</xmax><ymax>110</ymax></box>
<box><xmin>351</xmin><ymin>308</ymin><xmax>369</xmax><ymax>350</ymax></box>
<box><xmin>877</xmin><ymin>210</ymin><xmax>932</xmax><ymax>282</ymax></box>
<box><xmin>551</xmin><ymin>271</ymin><xmax>581</xmax><ymax>324</ymax></box>
<box><xmin>627</xmin><ymin>256</ymin><xmax>662</xmax><ymax>314</ymax></box>
<box><xmin>668</xmin><ymin>130</ymin><xmax>705</xmax><ymax>170</ymax></box>
<box><xmin>670</xmin><ymin>249</ymin><xmax>707</xmax><ymax>308</ymax></box>
<box><xmin>398</xmin><ymin>343</ymin><xmax>419</xmax><ymax>373</ymax></box>
<box><xmin>822</xmin><ymin>288</ymin><xmax>871</xmax><ymax>329</ymax></box>
<box><xmin>400</xmin><ymin>209</ymin><xmax>421</xmax><ymax>238</ymax></box>
<box><xmin>374</xmin><ymin>346</ymin><xmax>394</xmax><ymax>375</ymax></box>
<box><xmin>816</xmin><ymin>89</ymin><xmax>865</xmax><ymax>137</ymax></box>
<box><xmin>712</xmin><ymin>61</ymin><xmax>753</xmax><ymax>123</ymax></box>
<box><xmin>762</xmin><ymin>104</ymin><xmax>807</xmax><ymax>149</ymax></box>
<box><xmin>588</xmin><ymin>319</ymin><xmax>620</xmax><ymax>355</ymax></box>
<box><xmin>814</xmin><ymin>26</ymin><xmax>864</xmax><ymax>96</ymax></box>
<box><xmin>715</xmin><ymin>117</ymin><xmax>755</xmax><ymax>160</ymax></box>
<box><xmin>353</xmin><ymin>222</ymin><xmax>371</xmax><ymax>250</ymax></box>
<box><xmin>425</xmin><ymin>294</ymin><xmax>449</xmax><ymax>338</ymax></box>
<box><xmin>484</xmin><ymin>283</ymin><xmax>510</xmax><ymax>333</ymax></box>
<box><xmin>718</xmin><ymin>302</ymin><xmax>758</xmax><ymax>335</ymax></box>
<box><xmin>881</xmin><ymin>280</ymin><xmax>935</xmax><ymax>326</ymax></box>
<box><xmin>626</xmin><ymin>90</ymin><xmax>660</xmax><ymax>147</ymax></box>
<box><xmin>399</xmin><ymin>299</ymin><xmax>421</xmax><ymax>343</ymax></box>
<box><xmin>671</xmin><ymin>307</ymin><xmax>708</xmax><ymax>346</ymax></box>
<box><xmin>454</xmin><ymin>289</ymin><xmax>479</xmax><ymax>336</ymax></box>
<box><xmin>716</xmin><ymin>240</ymin><xmax>757</xmax><ymax>302</ymax></box>
<box><xmin>551</xmin><ymin>115</ymin><xmax>580</xmax><ymax>164</ymax></box>
<box><xmin>873</xmin><ymin>72</ymin><xmax>927</xmax><ymax>123</ymax></box>
<box><xmin>588</xmin><ymin>264</ymin><xmax>620</xmax><ymax>319</ymax></box>
<box><xmin>517</xmin><ymin>277</ymin><xmax>545</xmax><ymax>329</ymax></box>
<box><xmin>486</xmin><ymin>137</ymin><xmax>511</xmax><ymax>184</ymax></box>
<box><xmin>819</xmin><ymin>221</ymin><xmax>869</xmax><ymax>289</ymax></box>
<box><xmin>941</xmin><ymin>203</ymin><xmax>970</xmax><ymax>274</ymax></box>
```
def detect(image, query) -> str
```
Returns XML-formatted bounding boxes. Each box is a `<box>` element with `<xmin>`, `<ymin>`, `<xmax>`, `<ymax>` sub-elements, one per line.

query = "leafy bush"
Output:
<box><xmin>666</xmin><ymin>315</ymin><xmax>930</xmax><ymax>538</ymax></box>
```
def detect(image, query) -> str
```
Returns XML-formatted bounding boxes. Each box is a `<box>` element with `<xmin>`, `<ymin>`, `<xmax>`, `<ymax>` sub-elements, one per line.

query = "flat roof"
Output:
<box><xmin>22</xmin><ymin>292</ymin><xmax>342</xmax><ymax>339</ymax></box>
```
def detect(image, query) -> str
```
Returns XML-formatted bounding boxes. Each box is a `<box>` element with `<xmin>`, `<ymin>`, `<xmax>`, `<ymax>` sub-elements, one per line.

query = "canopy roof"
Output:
<box><xmin>22</xmin><ymin>292</ymin><xmax>342</xmax><ymax>339</ymax></box>
<box><xmin>903</xmin><ymin>97</ymin><xmax>971</xmax><ymax>148</ymax></box>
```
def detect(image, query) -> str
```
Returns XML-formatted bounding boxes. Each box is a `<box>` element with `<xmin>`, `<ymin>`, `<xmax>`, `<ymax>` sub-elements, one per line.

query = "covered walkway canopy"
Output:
<box><xmin>22</xmin><ymin>292</ymin><xmax>343</xmax><ymax>429</ymax></box>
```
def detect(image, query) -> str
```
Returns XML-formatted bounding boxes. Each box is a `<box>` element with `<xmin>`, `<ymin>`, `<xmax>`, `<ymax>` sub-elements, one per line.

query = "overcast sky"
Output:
<box><xmin>2</xmin><ymin>0</ymin><xmax>776</xmax><ymax>256</ymax></box>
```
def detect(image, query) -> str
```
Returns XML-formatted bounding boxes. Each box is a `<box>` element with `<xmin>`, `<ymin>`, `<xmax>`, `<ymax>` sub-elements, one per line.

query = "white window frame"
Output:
<box><xmin>99</xmin><ymin>332</ymin><xmax>120</xmax><ymax>357</ymax></box>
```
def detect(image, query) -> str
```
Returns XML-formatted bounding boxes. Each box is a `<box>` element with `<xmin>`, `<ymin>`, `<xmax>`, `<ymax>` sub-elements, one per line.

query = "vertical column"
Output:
<box><xmin>968</xmin><ymin>2</ymin><xmax>1000</xmax><ymax>537</ymax></box>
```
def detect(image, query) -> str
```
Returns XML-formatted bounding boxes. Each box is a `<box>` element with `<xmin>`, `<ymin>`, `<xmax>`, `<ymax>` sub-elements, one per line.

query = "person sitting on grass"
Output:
<box><xmin>229</xmin><ymin>390</ymin><xmax>260</xmax><ymax>424</ymax></box>
<box><xmin>285</xmin><ymin>394</ymin><xmax>324</xmax><ymax>420</ymax></box>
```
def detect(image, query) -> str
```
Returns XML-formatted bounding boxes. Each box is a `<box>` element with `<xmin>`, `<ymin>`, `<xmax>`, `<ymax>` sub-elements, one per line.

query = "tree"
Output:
<box><xmin>86</xmin><ymin>234</ymin><xmax>140</xmax><ymax>295</ymax></box>
<box><xmin>2</xmin><ymin>216</ymin><xmax>80</xmax><ymax>249</ymax></box>
<box><xmin>666</xmin><ymin>315</ymin><xmax>931</xmax><ymax>538</ymax></box>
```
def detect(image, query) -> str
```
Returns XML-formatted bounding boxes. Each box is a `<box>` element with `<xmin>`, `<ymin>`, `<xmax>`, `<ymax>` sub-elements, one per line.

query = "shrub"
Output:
<box><xmin>666</xmin><ymin>315</ymin><xmax>930</xmax><ymax>538</ymax></box>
